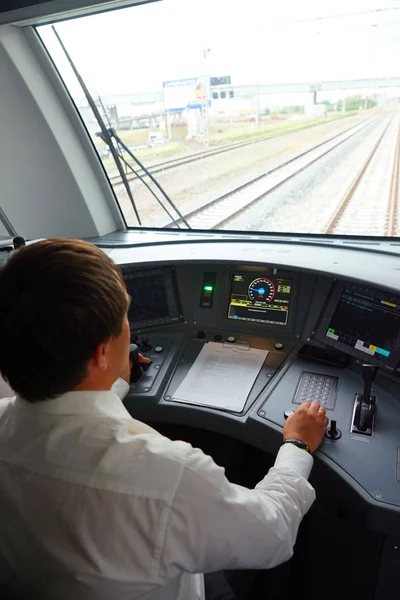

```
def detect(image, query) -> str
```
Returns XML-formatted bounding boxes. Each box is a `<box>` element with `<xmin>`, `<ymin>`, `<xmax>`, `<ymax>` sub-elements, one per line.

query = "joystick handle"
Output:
<box><xmin>13</xmin><ymin>236</ymin><xmax>26</xmax><ymax>250</ymax></box>
<box><xmin>129</xmin><ymin>343</ymin><xmax>144</xmax><ymax>383</ymax></box>
<box><xmin>361</xmin><ymin>364</ymin><xmax>377</xmax><ymax>405</ymax></box>
<box><xmin>325</xmin><ymin>419</ymin><xmax>342</xmax><ymax>440</ymax></box>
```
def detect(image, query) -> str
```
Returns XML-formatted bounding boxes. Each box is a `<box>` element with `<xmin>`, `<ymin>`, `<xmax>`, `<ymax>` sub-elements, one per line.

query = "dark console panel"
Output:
<box><xmin>114</xmin><ymin>253</ymin><xmax>400</xmax><ymax>545</ymax></box>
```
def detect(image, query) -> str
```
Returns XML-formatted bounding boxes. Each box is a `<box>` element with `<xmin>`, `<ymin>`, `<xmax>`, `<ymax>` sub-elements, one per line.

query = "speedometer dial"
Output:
<box><xmin>248</xmin><ymin>278</ymin><xmax>275</xmax><ymax>303</ymax></box>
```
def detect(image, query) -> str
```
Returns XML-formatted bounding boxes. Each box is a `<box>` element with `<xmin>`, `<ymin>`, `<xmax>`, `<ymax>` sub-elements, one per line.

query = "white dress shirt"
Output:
<box><xmin>0</xmin><ymin>380</ymin><xmax>315</xmax><ymax>600</ymax></box>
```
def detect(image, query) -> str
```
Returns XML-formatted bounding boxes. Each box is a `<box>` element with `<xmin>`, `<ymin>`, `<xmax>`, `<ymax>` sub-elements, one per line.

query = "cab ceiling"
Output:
<box><xmin>0</xmin><ymin>0</ymin><xmax>158</xmax><ymax>26</ymax></box>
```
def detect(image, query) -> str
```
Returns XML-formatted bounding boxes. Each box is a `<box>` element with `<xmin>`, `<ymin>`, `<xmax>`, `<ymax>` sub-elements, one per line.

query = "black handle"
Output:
<box><xmin>13</xmin><ymin>236</ymin><xmax>26</xmax><ymax>250</ymax></box>
<box><xmin>362</xmin><ymin>364</ymin><xmax>378</xmax><ymax>405</ymax></box>
<box><xmin>362</xmin><ymin>364</ymin><xmax>378</xmax><ymax>383</ymax></box>
<box><xmin>325</xmin><ymin>419</ymin><xmax>342</xmax><ymax>440</ymax></box>
<box><xmin>129</xmin><ymin>343</ymin><xmax>144</xmax><ymax>383</ymax></box>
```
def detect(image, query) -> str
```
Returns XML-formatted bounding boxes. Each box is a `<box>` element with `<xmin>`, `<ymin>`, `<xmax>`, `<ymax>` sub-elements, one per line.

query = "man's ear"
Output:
<box><xmin>91</xmin><ymin>342</ymin><xmax>109</xmax><ymax>372</ymax></box>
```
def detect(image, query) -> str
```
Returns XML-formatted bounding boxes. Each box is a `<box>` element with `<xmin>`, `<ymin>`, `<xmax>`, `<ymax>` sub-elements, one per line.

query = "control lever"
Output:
<box><xmin>129</xmin><ymin>343</ymin><xmax>144</xmax><ymax>383</ymax></box>
<box><xmin>352</xmin><ymin>364</ymin><xmax>377</xmax><ymax>435</ymax></box>
<box><xmin>362</xmin><ymin>364</ymin><xmax>377</xmax><ymax>405</ymax></box>
<box><xmin>137</xmin><ymin>336</ymin><xmax>151</xmax><ymax>352</ymax></box>
<box><xmin>325</xmin><ymin>419</ymin><xmax>342</xmax><ymax>440</ymax></box>
<box><xmin>13</xmin><ymin>236</ymin><xmax>26</xmax><ymax>250</ymax></box>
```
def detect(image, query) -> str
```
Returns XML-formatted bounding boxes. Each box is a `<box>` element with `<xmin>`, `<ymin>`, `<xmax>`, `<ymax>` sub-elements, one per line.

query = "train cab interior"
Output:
<box><xmin>1</xmin><ymin>0</ymin><xmax>400</xmax><ymax>598</ymax></box>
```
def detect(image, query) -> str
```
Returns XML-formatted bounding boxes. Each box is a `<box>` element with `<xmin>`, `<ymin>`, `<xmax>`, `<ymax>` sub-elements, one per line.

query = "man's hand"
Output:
<box><xmin>120</xmin><ymin>353</ymin><xmax>151</xmax><ymax>384</ymax></box>
<box><xmin>284</xmin><ymin>401</ymin><xmax>328</xmax><ymax>454</ymax></box>
<box><xmin>138</xmin><ymin>353</ymin><xmax>151</xmax><ymax>365</ymax></box>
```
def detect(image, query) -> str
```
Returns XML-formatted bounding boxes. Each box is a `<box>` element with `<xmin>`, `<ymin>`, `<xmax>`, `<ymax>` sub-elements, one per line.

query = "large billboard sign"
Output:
<box><xmin>163</xmin><ymin>78</ymin><xmax>209</xmax><ymax>113</ymax></box>
<box><xmin>210</xmin><ymin>76</ymin><xmax>231</xmax><ymax>86</ymax></box>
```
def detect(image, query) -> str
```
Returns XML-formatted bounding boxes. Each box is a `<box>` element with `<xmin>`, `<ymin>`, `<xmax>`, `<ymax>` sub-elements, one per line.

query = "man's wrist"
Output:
<box><xmin>282</xmin><ymin>438</ymin><xmax>311</xmax><ymax>454</ymax></box>
<box><xmin>275</xmin><ymin>443</ymin><xmax>314</xmax><ymax>480</ymax></box>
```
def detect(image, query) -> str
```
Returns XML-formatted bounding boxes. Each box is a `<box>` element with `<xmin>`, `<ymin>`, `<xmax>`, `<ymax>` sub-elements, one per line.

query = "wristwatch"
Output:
<box><xmin>283</xmin><ymin>438</ymin><xmax>311</xmax><ymax>454</ymax></box>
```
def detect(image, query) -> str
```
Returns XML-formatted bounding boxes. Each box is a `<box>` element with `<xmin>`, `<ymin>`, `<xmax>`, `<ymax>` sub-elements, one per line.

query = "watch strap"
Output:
<box><xmin>283</xmin><ymin>438</ymin><xmax>311</xmax><ymax>454</ymax></box>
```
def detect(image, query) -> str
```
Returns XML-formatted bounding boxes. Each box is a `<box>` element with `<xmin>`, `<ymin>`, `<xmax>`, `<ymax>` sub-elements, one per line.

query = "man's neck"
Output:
<box><xmin>74</xmin><ymin>376</ymin><xmax>115</xmax><ymax>392</ymax></box>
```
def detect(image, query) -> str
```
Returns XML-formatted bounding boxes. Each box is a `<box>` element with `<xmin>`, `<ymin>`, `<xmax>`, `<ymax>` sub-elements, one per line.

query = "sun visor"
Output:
<box><xmin>0</xmin><ymin>0</ymin><xmax>159</xmax><ymax>26</ymax></box>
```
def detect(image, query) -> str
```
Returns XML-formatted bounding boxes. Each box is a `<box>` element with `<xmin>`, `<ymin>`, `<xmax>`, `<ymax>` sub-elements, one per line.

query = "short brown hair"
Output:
<box><xmin>0</xmin><ymin>239</ymin><xmax>128</xmax><ymax>402</ymax></box>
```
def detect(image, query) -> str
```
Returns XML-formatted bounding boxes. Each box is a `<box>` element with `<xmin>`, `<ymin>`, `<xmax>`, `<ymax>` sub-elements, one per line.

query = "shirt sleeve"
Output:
<box><xmin>161</xmin><ymin>442</ymin><xmax>315</xmax><ymax>576</ymax></box>
<box><xmin>111</xmin><ymin>378</ymin><xmax>130</xmax><ymax>401</ymax></box>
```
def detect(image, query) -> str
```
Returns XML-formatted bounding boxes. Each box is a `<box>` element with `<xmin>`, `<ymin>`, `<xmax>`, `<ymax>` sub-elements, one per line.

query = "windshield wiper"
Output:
<box><xmin>96</xmin><ymin>127</ymin><xmax>191</xmax><ymax>229</ymax></box>
<box><xmin>51</xmin><ymin>26</ymin><xmax>190</xmax><ymax>229</ymax></box>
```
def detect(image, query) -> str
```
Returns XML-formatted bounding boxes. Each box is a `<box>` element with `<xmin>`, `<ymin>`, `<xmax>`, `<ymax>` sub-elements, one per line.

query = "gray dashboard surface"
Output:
<box><xmin>256</xmin><ymin>357</ymin><xmax>400</xmax><ymax>508</ymax></box>
<box><xmin>109</xmin><ymin>239</ymin><xmax>400</xmax><ymax>294</ymax></box>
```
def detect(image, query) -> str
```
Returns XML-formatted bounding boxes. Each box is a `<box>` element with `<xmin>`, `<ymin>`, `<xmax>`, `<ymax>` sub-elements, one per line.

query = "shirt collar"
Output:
<box><xmin>14</xmin><ymin>389</ymin><xmax>132</xmax><ymax>420</ymax></box>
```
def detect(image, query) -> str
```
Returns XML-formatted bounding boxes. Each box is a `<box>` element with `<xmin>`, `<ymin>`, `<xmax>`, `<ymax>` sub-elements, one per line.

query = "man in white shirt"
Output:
<box><xmin>0</xmin><ymin>239</ymin><xmax>328</xmax><ymax>600</ymax></box>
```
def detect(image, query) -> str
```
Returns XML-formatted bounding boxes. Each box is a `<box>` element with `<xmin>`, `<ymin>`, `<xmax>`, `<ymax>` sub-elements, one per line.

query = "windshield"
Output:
<box><xmin>37</xmin><ymin>0</ymin><xmax>400</xmax><ymax>236</ymax></box>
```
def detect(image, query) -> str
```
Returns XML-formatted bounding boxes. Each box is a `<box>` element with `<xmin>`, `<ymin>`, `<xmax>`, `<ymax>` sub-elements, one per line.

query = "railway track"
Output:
<box><xmin>323</xmin><ymin>114</ymin><xmax>400</xmax><ymax>236</ymax></box>
<box><xmin>109</xmin><ymin>137</ymin><xmax>272</xmax><ymax>184</ymax></box>
<box><xmin>109</xmin><ymin>115</ymin><xmax>374</xmax><ymax>186</ymax></box>
<box><xmin>165</xmin><ymin>113</ymin><xmax>382</xmax><ymax>230</ymax></box>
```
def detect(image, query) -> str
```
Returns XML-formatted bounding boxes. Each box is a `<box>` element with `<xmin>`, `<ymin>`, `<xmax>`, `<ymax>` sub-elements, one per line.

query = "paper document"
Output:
<box><xmin>172</xmin><ymin>342</ymin><xmax>268</xmax><ymax>412</ymax></box>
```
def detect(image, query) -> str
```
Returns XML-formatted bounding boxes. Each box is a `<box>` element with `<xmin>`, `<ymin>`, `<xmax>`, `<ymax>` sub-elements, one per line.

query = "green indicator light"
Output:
<box><xmin>204</xmin><ymin>285</ymin><xmax>213</xmax><ymax>291</ymax></box>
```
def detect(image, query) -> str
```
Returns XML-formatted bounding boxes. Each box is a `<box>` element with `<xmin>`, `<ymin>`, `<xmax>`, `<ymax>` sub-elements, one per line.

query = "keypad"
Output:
<box><xmin>292</xmin><ymin>372</ymin><xmax>338</xmax><ymax>410</ymax></box>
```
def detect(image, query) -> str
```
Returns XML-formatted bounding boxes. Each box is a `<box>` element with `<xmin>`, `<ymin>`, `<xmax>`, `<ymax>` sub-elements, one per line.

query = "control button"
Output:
<box><xmin>275</xmin><ymin>342</ymin><xmax>284</xmax><ymax>350</ymax></box>
<box><xmin>214</xmin><ymin>335</ymin><xmax>223</xmax><ymax>342</ymax></box>
<box><xmin>154</xmin><ymin>346</ymin><xmax>163</xmax><ymax>353</ymax></box>
<box><xmin>227</xmin><ymin>336</ymin><xmax>236</xmax><ymax>343</ymax></box>
<box><xmin>196</xmin><ymin>330</ymin><xmax>206</xmax><ymax>339</ymax></box>
<box><xmin>293</xmin><ymin>372</ymin><xmax>338</xmax><ymax>411</ymax></box>
<box><xmin>284</xmin><ymin>409</ymin><xmax>295</xmax><ymax>420</ymax></box>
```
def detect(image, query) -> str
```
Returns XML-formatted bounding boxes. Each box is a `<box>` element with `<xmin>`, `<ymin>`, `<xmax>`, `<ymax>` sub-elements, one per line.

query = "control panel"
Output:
<box><xmin>119</xmin><ymin>259</ymin><xmax>400</xmax><ymax>520</ymax></box>
<box><xmin>255</xmin><ymin>355</ymin><xmax>400</xmax><ymax>509</ymax></box>
<box><xmin>128</xmin><ymin>334</ymin><xmax>176</xmax><ymax>393</ymax></box>
<box><xmin>122</xmin><ymin>264</ymin><xmax>302</xmax><ymax>407</ymax></box>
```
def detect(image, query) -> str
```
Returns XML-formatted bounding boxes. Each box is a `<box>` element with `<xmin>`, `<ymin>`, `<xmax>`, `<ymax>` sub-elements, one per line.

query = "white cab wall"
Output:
<box><xmin>0</xmin><ymin>25</ymin><xmax>124</xmax><ymax>239</ymax></box>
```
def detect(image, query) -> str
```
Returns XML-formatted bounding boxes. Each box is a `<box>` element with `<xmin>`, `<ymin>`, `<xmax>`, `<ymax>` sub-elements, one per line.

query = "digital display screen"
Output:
<box><xmin>325</xmin><ymin>286</ymin><xmax>400</xmax><ymax>369</ymax></box>
<box><xmin>123</xmin><ymin>267</ymin><xmax>182</xmax><ymax>330</ymax></box>
<box><xmin>228</xmin><ymin>273</ymin><xmax>292</xmax><ymax>326</ymax></box>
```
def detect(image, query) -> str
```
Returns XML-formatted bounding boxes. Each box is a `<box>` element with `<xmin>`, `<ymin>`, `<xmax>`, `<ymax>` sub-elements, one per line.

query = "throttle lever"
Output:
<box><xmin>361</xmin><ymin>364</ymin><xmax>378</xmax><ymax>405</ymax></box>
<box><xmin>129</xmin><ymin>343</ymin><xmax>144</xmax><ymax>383</ymax></box>
<box><xmin>351</xmin><ymin>364</ymin><xmax>377</xmax><ymax>435</ymax></box>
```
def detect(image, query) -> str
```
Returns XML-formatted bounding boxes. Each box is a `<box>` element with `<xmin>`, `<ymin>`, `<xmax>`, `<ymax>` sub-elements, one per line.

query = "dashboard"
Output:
<box><xmin>91</xmin><ymin>233</ymin><xmax>400</xmax><ymax>542</ymax></box>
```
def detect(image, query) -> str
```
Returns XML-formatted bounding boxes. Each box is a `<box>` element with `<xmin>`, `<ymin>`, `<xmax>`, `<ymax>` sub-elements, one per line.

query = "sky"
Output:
<box><xmin>38</xmin><ymin>0</ymin><xmax>400</xmax><ymax>100</ymax></box>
